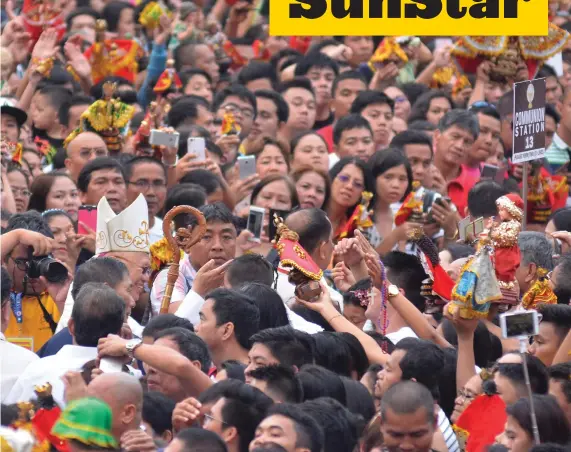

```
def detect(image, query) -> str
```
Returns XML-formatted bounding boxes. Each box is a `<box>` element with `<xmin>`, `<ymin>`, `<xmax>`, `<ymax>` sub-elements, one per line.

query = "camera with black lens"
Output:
<box><xmin>26</xmin><ymin>247</ymin><xmax>68</xmax><ymax>284</ymax></box>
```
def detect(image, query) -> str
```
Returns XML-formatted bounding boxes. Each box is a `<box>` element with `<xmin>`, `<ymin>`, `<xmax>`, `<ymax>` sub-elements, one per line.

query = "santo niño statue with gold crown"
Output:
<box><xmin>448</xmin><ymin>194</ymin><xmax>524</xmax><ymax>319</ymax></box>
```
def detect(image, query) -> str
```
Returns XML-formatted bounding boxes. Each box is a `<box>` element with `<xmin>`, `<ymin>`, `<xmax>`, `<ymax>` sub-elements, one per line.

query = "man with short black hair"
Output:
<box><xmin>244</xmin><ymin>90</ymin><xmax>289</xmax><ymax>156</ymax></box>
<box><xmin>225</xmin><ymin>254</ymin><xmax>274</xmax><ymax>289</ymax></box>
<box><xmin>464</xmin><ymin>106</ymin><xmax>502</xmax><ymax>174</ymax></box>
<box><xmin>380</xmin><ymin>381</ymin><xmax>438</xmax><ymax>452</ymax></box>
<box><xmin>278</xmin><ymin>78</ymin><xmax>316</xmax><ymax>142</ymax></box>
<box><xmin>493</xmin><ymin>354</ymin><xmax>549</xmax><ymax>405</ymax></box>
<box><xmin>6</xmin><ymin>283</ymin><xmax>125</xmax><ymax>406</ymax></box>
<box><xmin>196</xmin><ymin>288</ymin><xmax>260</xmax><ymax>368</ymax></box>
<box><xmin>551</xmin><ymin>253</ymin><xmax>571</xmax><ymax>304</ymax></box>
<box><xmin>213</xmin><ymin>85</ymin><xmax>257</xmax><ymax>138</ymax></box>
<box><xmin>433</xmin><ymin>109</ymin><xmax>480</xmax><ymax>216</ymax></box>
<box><xmin>204</xmin><ymin>380</ymin><xmax>273</xmax><ymax>452</ymax></box>
<box><xmin>548</xmin><ymin>362</ymin><xmax>571</xmax><ymax>425</ymax></box>
<box><xmin>249</xmin><ymin>402</ymin><xmax>324</xmax><ymax>452</ymax></box>
<box><xmin>391</xmin><ymin>130</ymin><xmax>434</xmax><ymax>186</ymax></box>
<box><xmin>247</xmin><ymin>364</ymin><xmax>303</xmax><ymax>403</ymax></box>
<box><xmin>375</xmin><ymin>338</ymin><xmax>459</xmax><ymax>452</ymax></box>
<box><xmin>529</xmin><ymin>304</ymin><xmax>571</xmax><ymax>365</ymax></box>
<box><xmin>245</xmin><ymin>327</ymin><xmax>314</xmax><ymax>379</ymax></box>
<box><xmin>167</xmin><ymin>427</ymin><xmax>228</xmax><ymax>452</ymax></box>
<box><xmin>330</xmin><ymin>114</ymin><xmax>375</xmax><ymax>167</ymax></box>
<box><xmin>77</xmin><ymin>156</ymin><xmax>127</xmax><ymax>213</ymax></box>
<box><xmin>294</xmin><ymin>53</ymin><xmax>339</xmax><ymax>130</ymax></box>
<box><xmin>59</xmin><ymin>94</ymin><xmax>94</xmax><ymax>134</ymax></box>
<box><xmin>350</xmin><ymin>91</ymin><xmax>395</xmax><ymax>151</ymax></box>
<box><xmin>167</xmin><ymin>96</ymin><xmax>213</xmax><ymax>131</ymax></box>
<box><xmin>238</xmin><ymin>62</ymin><xmax>276</xmax><ymax>92</ymax></box>
<box><xmin>123</xmin><ymin>156</ymin><xmax>168</xmax><ymax>243</ymax></box>
<box><xmin>317</xmin><ymin>71</ymin><xmax>367</xmax><ymax>151</ymax></box>
<box><xmin>156</xmin><ymin>203</ymin><xmax>238</xmax><ymax>316</ymax></box>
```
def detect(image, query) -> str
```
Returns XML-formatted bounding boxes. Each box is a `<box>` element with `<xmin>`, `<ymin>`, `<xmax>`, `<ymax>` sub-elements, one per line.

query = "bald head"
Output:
<box><xmin>284</xmin><ymin>208</ymin><xmax>333</xmax><ymax>270</ymax></box>
<box><xmin>65</xmin><ymin>132</ymin><xmax>108</xmax><ymax>182</ymax></box>
<box><xmin>88</xmin><ymin>373</ymin><xmax>143</xmax><ymax>439</ymax></box>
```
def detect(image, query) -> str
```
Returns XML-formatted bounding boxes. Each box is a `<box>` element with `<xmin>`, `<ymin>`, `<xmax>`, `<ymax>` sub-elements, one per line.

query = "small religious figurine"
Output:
<box><xmin>522</xmin><ymin>268</ymin><xmax>557</xmax><ymax>310</ymax></box>
<box><xmin>490</xmin><ymin>194</ymin><xmax>524</xmax><ymax>305</ymax></box>
<box><xmin>221</xmin><ymin>107</ymin><xmax>240</xmax><ymax>136</ymax></box>
<box><xmin>448</xmin><ymin>233</ymin><xmax>502</xmax><ymax>320</ymax></box>
<box><xmin>395</xmin><ymin>181</ymin><xmax>424</xmax><ymax>225</ymax></box>
<box><xmin>336</xmin><ymin>191</ymin><xmax>374</xmax><ymax>242</ymax></box>
<box><xmin>153</xmin><ymin>59</ymin><xmax>183</xmax><ymax>95</ymax></box>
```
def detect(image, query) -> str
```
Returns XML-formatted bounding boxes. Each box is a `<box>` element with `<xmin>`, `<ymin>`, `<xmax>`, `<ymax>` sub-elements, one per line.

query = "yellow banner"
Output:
<box><xmin>270</xmin><ymin>0</ymin><xmax>549</xmax><ymax>36</ymax></box>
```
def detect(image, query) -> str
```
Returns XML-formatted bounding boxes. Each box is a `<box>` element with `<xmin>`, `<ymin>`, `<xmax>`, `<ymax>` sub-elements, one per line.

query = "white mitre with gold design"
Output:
<box><xmin>96</xmin><ymin>193</ymin><xmax>150</xmax><ymax>255</ymax></box>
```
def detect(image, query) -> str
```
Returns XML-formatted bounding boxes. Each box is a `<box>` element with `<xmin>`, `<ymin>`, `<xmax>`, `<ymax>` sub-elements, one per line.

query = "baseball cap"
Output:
<box><xmin>0</xmin><ymin>98</ymin><xmax>28</xmax><ymax>127</ymax></box>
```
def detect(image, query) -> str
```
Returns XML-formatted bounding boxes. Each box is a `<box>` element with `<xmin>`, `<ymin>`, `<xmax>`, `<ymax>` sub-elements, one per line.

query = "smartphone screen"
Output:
<box><xmin>247</xmin><ymin>207</ymin><xmax>264</xmax><ymax>242</ymax></box>
<box><xmin>78</xmin><ymin>205</ymin><xmax>97</xmax><ymax>235</ymax></box>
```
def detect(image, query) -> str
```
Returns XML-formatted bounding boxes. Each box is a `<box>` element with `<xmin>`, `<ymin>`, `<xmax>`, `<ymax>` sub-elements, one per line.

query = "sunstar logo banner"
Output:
<box><xmin>270</xmin><ymin>0</ymin><xmax>549</xmax><ymax>36</ymax></box>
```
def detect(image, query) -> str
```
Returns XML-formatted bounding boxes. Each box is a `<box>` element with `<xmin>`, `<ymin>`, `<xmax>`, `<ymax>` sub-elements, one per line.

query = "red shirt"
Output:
<box><xmin>317</xmin><ymin>125</ymin><xmax>334</xmax><ymax>153</ymax></box>
<box><xmin>447</xmin><ymin>164</ymin><xmax>480</xmax><ymax>217</ymax></box>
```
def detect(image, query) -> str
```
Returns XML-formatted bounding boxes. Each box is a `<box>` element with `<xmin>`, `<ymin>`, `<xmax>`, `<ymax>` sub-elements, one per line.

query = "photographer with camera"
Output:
<box><xmin>1</xmin><ymin>211</ymin><xmax>71</xmax><ymax>352</ymax></box>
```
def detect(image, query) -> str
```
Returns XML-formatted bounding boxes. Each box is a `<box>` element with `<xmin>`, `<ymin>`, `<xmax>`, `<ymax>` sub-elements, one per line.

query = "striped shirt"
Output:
<box><xmin>438</xmin><ymin>407</ymin><xmax>460</xmax><ymax>452</ymax></box>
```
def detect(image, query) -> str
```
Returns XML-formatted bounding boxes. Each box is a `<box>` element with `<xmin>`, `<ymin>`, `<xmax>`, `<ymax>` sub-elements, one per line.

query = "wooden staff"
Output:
<box><xmin>160</xmin><ymin>205</ymin><xmax>207</xmax><ymax>314</ymax></box>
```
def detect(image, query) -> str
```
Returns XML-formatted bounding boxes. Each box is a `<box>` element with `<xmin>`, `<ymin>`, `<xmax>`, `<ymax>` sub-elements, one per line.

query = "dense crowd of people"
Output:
<box><xmin>2</xmin><ymin>1</ymin><xmax>571</xmax><ymax>451</ymax></box>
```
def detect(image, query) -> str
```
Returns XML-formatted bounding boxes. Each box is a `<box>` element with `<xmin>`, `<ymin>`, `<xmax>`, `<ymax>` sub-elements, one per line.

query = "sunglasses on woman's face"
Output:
<box><xmin>337</xmin><ymin>174</ymin><xmax>364</xmax><ymax>190</ymax></box>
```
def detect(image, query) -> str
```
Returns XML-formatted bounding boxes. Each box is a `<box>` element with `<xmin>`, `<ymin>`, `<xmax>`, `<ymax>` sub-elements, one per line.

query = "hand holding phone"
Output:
<box><xmin>78</xmin><ymin>205</ymin><xmax>97</xmax><ymax>235</ymax></box>
<box><xmin>187</xmin><ymin>137</ymin><xmax>206</xmax><ymax>161</ymax></box>
<box><xmin>246</xmin><ymin>206</ymin><xmax>264</xmax><ymax>243</ymax></box>
<box><xmin>150</xmin><ymin>129</ymin><xmax>180</xmax><ymax>148</ymax></box>
<box><xmin>238</xmin><ymin>155</ymin><xmax>256</xmax><ymax>180</ymax></box>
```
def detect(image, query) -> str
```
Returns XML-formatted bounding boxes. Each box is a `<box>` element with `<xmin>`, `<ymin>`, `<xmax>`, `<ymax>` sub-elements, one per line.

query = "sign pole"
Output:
<box><xmin>522</xmin><ymin>162</ymin><xmax>528</xmax><ymax>231</ymax></box>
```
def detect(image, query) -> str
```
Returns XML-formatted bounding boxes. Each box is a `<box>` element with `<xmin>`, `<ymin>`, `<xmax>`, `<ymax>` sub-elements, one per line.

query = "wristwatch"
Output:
<box><xmin>125</xmin><ymin>338</ymin><xmax>142</xmax><ymax>359</ymax></box>
<box><xmin>387</xmin><ymin>284</ymin><xmax>400</xmax><ymax>298</ymax></box>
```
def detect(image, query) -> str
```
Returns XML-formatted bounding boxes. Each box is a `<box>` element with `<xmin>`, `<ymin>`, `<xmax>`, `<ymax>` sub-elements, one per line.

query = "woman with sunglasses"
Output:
<box><xmin>384</xmin><ymin>86</ymin><xmax>411</xmax><ymax>122</ymax></box>
<box><xmin>326</xmin><ymin>157</ymin><xmax>374</xmax><ymax>242</ymax></box>
<box><xmin>368</xmin><ymin>149</ymin><xmax>420</xmax><ymax>255</ymax></box>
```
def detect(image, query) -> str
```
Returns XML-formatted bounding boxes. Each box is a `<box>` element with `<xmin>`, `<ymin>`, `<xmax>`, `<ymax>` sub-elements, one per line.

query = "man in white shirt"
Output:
<box><xmin>5</xmin><ymin>283</ymin><xmax>125</xmax><ymax>407</ymax></box>
<box><xmin>174</xmin><ymin>206</ymin><xmax>324</xmax><ymax>334</ymax></box>
<box><xmin>0</xmin><ymin>267</ymin><xmax>38</xmax><ymax>402</ymax></box>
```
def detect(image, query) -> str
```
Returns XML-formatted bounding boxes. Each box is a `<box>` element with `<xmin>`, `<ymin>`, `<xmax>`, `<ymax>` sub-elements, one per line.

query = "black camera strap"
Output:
<box><xmin>23</xmin><ymin>275</ymin><xmax>57</xmax><ymax>333</ymax></box>
<box><xmin>35</xmin><ymin>294</ymin><xmax>57</xmax><ymax>333</ymax></box>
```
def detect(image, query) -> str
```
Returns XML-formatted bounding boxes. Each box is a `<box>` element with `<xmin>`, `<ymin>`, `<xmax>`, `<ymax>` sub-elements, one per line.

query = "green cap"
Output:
<box><xmin>51</xmin><ymin>398</ymin><xmax>118</xmax><ymax>449</ymax></box>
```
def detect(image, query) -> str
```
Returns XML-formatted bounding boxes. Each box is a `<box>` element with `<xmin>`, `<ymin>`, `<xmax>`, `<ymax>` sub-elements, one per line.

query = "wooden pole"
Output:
<box><xmin>522</xmin><ymin>161</ymin><xmax>528</xmax><ymax>231</ymax></box>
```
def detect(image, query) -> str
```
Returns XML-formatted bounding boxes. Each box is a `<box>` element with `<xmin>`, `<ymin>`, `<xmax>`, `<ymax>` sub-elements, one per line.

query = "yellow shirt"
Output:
<box><xmin>5</xmin><ymin>293</ymin><xmax>61</xmax><ymax>353</ymax></box>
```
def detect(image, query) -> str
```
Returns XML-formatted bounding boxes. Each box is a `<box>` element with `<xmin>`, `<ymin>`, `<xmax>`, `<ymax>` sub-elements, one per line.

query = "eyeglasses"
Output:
<box><xmin>221</xmin><ymin>102</ymin><xmax>255</xmax><ymax>120</ymax></box>
<box><xmin>117</xmin><ymin>256</ymin><xmax>152</xmax><ymax>276</ymax></box>
<box><xmin>127</xmin><ymin>180</ymin><xmax>167</xmax><ymax>191</ymax></box>
<box><xmin>394</xmin><ymin>96</ymin><xmax>408</xmax><ymax>103</ymax></box>
<box><xmin>12</xmin><ymin>188</ymin><xmax>31</xmax><ymax>197</ymax></box>
<box><xmin>202</xmin><ymin>413</ymin><xmax>228</xmax><ymax>427</ymax></box>
<box><xmin>10</xmin><ymin>256</ymin><xmax>29</xmax><ymax>271</ymax></box>
<box><xmin>336</xmin><ymin>174</ymin><xmax>364</xmax><ymax>190</ymax></box>
<box><xmin>457</xmin><ymin>389</ymin><xmax>476</xmax><ymax>401</ymax></box>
